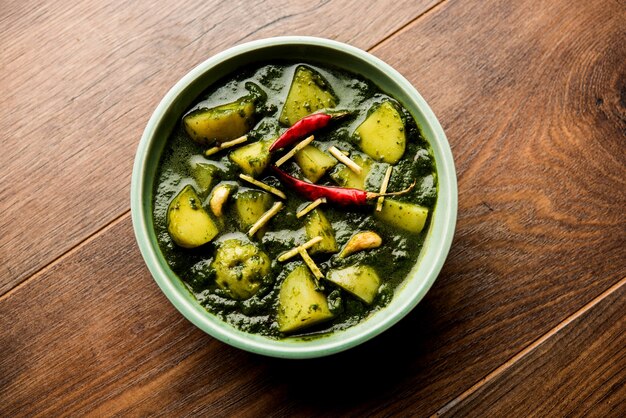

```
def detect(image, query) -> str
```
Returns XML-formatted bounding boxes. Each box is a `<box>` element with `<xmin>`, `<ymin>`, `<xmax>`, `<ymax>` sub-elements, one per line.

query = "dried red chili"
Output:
<box><xmin>269</xmin><ymin>112</ymin><xmax>348</xmax><ymax>152</ymax></box>
<box><xmin>271</xmin><ymin>166</ymin><xmax>414</xmax><ymax>206</ymax></box>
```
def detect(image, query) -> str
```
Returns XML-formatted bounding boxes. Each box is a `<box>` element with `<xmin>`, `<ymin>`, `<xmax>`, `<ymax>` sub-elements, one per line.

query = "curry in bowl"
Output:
<box><xmin>152</xmin><ymin>62</ymin><xmax>437</xmax><ymax>338</ymax></box>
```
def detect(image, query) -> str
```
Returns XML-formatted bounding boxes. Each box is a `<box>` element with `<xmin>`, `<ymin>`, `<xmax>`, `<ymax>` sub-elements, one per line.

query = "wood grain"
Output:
<box><xmin>361</xmin><ymin>0</ymin><xmax>626</xmax><ymax>412</ymax></box>
<box><xmin>0</xmin><ymin>222</ymin><xmax>622</xmax><ymax>416</ymax></box>
<box><xmin>446</xmin><ymin>280</ymin><xmax>626</xmax><ymax>417</ymax></box>
<box><xmin>0</xmin><ymin>0</ymin><xmax>439</xmax><ymax>295</ymax></box>
<box><xmin>1</xmin><ymin>0</ymin><xmax>625</xmax><ymax>416</ymax></box>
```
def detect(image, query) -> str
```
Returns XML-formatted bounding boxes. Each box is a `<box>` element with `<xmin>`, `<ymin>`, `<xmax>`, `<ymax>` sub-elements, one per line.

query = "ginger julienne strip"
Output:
<box><xmin>204</xmin><ymin>135</ymin><xmax>248</xmax><ymax>156</ymax></box>
<box><xmin>275</xmin><ymin>135</ymin><xmax>315</xmax><ymax>167</ymax></box>
<box><xmin>248</xmin><ymin>202</ymin><xmax>284</xmax><ymax>237</ymax></box>
<box><xmin>278</xmin><ymin>236</ymin><xmax>323</xmax><ymax>262</ymax></box>
<box><xmin>239</xmin><ymin>174</ymin><xmax>287</xmax><ymax>199</ymax></box>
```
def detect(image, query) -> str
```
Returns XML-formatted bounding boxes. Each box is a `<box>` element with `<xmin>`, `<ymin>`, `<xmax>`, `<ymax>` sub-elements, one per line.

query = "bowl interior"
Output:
<box><xmin>131</xmin><ymin>37</ymin><xmax>457</xmax><ymax>358</ymax></box>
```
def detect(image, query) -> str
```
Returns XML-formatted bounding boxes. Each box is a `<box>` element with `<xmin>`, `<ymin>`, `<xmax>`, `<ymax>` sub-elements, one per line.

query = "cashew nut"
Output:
<box><xmin>340</xmin><ymin>231</ymin><xmax>382</xmax><ymax>258</ymax></box>
<box><xmin>209</xmin><ymin>184</ymin><xmax>232</xmax><ymax>217</ymax></box>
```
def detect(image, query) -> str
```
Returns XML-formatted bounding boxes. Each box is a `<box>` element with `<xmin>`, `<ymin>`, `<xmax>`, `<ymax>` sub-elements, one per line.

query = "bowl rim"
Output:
<box><xmin>131</xmin><ymin>36</ymin><xmax>457</xmax><ymax>359</ymax></box>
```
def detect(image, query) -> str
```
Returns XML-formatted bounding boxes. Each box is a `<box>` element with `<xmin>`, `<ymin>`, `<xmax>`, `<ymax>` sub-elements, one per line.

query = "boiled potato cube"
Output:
<box><xmin>190</xmin><ymin>160</ymin><xmax>219</xmax><ymax>195</ymax></box>
<box><xmin>229</xmin><ymin>139</ymin><xmax>272</xmax><ymax>177</ymax></box>
<box><xmin>294</xmin><ymin>145</ymin><xmax>337</xmax><ymax>183</ymax></box>
<box><xmin>355</xmin><ymin>101</ymin><xmax>406</xmax><ymax>164</ymax></box>
<box><xmin>305</xmin><ymin>209</ymin><xmax>338</xmax><ymax>254</ymax></box>
<box><xmin>211</xmin><ymin>239</ymin><xmax>271</xmax><ymax>300</ymax></box>
<box><xmin>330</xmin><ymin>153</ymin><xmax>373</xmax><ymax>190</ymax></box>
<box><xmin>277</xmin><ymin>265</ymin><xmax>334</xmax><ymax>333</ymax></box>
<box><xmin>327</xmin><ymin>265</ymin><xmax>381</xmax><ymax>304</ymax></box>
<box><xmin>279</xmin><ymin>66</ymin><xmax>337</xmax><ymax>126</ymax></box>
<box><xmin>234</xmin><ymin>190</ymin><xmax>273</xmax><ymax>234</ymax></box>
<box><xmin>167</xmin><ymin>185</ymin><xmax>219</xmax><ymax>248</ymax></box>
<box><xmin>184</xmin><ymin>98</ymin><xmax>255</xmax><ymax>146</ymax></box>
<box><xmin>375</xmin><ymin>198</ymin><xmax>429</xmax><ymax>234</ymax></box>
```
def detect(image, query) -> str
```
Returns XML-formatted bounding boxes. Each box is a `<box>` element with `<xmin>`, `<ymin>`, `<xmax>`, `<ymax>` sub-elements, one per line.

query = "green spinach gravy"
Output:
<box><xmin>153</xmin><ymin>62</ymin><xmax>437</xmax><ymax>338</ymax></box>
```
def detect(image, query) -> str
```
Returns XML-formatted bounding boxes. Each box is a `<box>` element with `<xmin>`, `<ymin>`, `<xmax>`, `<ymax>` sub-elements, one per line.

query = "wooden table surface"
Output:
<box><xmin>1</xmin><ymin>0</ymin><xmax>625</xmax><ymax>416</ymax></box>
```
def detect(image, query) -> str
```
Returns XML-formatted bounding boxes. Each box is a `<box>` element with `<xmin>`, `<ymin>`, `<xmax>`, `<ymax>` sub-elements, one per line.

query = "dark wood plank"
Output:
<box><xmin>0</xmin><ymin>218</ymin><xmax>218</xmax><ymax>416</ymax></box>
<box><xmin>1</xmin><ymin>0</ymin><xmax>625</xmax><ymax>416</ymax></box>
<box><xmin>0</xmin><ymin>220</ymin><xmax>622</xmax><ymax>416</ymax></box>
<box><xmin>446</xmin><ymin>281</ymin><xmax>626</xmax><ymax>417</ymax></box>
<box><xmin>357</xmin><ymin>0</ymin><xmax>626</xmax><ymax>413</ymax></box>
<box><xmin>0</xmin><ymin>0</ymin><xmax>438</xmax><ymax>295</ymax></box>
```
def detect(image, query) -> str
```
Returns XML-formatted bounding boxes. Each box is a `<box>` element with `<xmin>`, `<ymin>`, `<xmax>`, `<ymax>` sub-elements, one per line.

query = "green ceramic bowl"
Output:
<box><xmin>131</xmin><ymin>36</ymin><xmax>457</xmax><ymax>359</ymax></box>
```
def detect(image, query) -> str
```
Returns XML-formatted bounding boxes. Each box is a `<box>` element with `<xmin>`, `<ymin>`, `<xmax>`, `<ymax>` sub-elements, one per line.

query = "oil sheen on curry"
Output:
<box><xmin>153</xmin><ymin>62</ymin><xmax>437</xmax><ymax>338</ymax></box>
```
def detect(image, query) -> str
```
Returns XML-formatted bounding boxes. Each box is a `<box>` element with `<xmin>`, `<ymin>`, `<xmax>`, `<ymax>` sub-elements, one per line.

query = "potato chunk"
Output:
<box><xmin>234</xmin><ymin>190</ymin><xmax>274</xmax><ymax>231</ymax></box>
<box><xmin>327</xmin><ymin>265</ymin><xmax>381</xmax><ymax>304</ymax></box>
<box><xmin>184</xmin><ymin>98</ymin><xmax>255</xmax><ymax>146</ymax></box>
<box><xmin>279</xmin><ymin>66</ymin><xmax>337</xmax><ymax>126</ymax></box>
<box><xmin>355</xmin><ymin>101</ymin><xmax>406</xmax><ymax>164</ymax></box>
<box><xmin>294</xmin><ymin>145</ymin><xmax>337</xmax><ymax>183</ymax></box>
<box><xmin>330</xmin><ymin>153</ymin><xmax>373</xmax><ymax>190</ymax></box>
<box><xmin>190</xmin><ymin>160</ymin><xmax>219</xmax><ymax>195</ymax></box>
<box><xmin>277</xmin><ymin>265</ymin><xmax>333</xmax><ymax>333</ymax></box>
<box><xmin>167</xmin><ymin>185</ymin><xmax>219</xmax><ymax>248</ymax></box>
<box><xmin>374</xmin><ymin>198</ymin><xmax>429</xmax><ymax>234</ymax></box>
<box><xmin>211</xmin><ymin>239</ymin><xmax>271</xmax><ymax>300</ymax></box>
<box><xmin>304</xmin><ymin>209</ymin><xmax>338</xmax><ymax>254</ymax></box>
<box><xmin>229</xmin><ymin>139</ymin><xmax>272</xmax><ymax>177</ymax></box>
